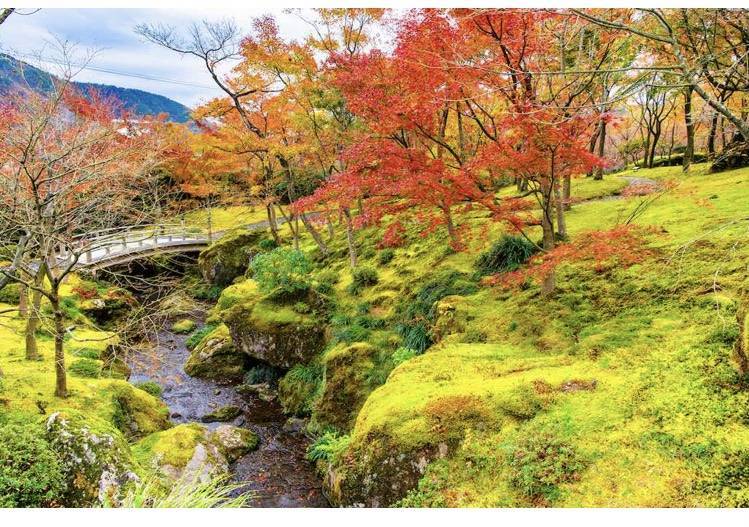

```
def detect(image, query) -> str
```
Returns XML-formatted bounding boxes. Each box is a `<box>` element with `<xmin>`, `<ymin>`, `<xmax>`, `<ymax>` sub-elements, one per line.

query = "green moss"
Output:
<box><xmin>317</xmin><ymin>343</ymin><xmax>381</xmax><ymax>431</ymax></box>
<box><xmin>184</xmin><ymin>324</ymin><xmax>247</xmax><ymax>382</ymax></box>
<box><xmin>198</xmin><ymin>230</ymin><xmax>269</xmax><ymax>287</ymax></box>
<box><xmin>279</xmin><ymin>362</ymin><xmax>324</xmax><ymax>417</ymax></box>
<box><xmin>171</xmin><ymin>319</ymin><xmax>197</xmax><ymax>334</ymax></box>
<box><xmin>134</xmin><ymin>381</ymin><xmax>163</xmax><ymax>398</ymax></box>
<box><xmin>200</xmin><ymin>405</ymin><xmax>242</xmax><ymax>423</ymax></box>
<box><xmin>110</xmin><ymin>384</ymin><xmax>171</xmax><ymax>440</ymax></box>
<box><xmin>222</xmin><ymin>295</ymin><xmax>327</xmax><ymax>369</ymax></box>
<box><xmin>133</xmin><ymin>423</ymin><xmax>207</xmax><ymax>469</ymax></box>
<box><xmin>69</xmin><ymin>358</ymin><xmax>103</xmax><ymax>378</ymax></box>
<box><xmin>0</xmin><ymin>420</ymin><xmax>66</xmax><ymax>507</ymax></box>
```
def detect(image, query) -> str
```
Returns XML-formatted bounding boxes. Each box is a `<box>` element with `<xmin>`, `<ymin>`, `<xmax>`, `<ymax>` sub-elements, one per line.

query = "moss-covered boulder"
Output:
<box><xmin>109</xmin><ymin>383</ymin><xmax>171</xmax><ymax>440</ymax></box>
<box><xmin>198</xmin><ymin>231</ymin><xmax>267</xmax><ymax>287</ymax></box>
<box><xmin>79</xmin><ymin>288</ymin><xmax>137</xmax><ymax>326</ymax></box>
<box><xmin>133</xmin><ymin>423</ymin><xmax>229</xmax><ymax>483</ymax></box>
<box><xmin>171</xmin><ymin>318</ymin><xmax>197</xmax><ymax>334</ymax></box>
<box><xmin>211</xmin><ymin>424</ymin><xmax>259</xmax><ymax>461</ymax></box>
<box><xmin>200</xmin><ymin>405</ymin><xmax>242</xmax><ymax>423</ymax></box>
<box><xmin>278</xmin><ymin>363</ymin><xmax>323</xmax><ymax>417</ymax></box>
<box><xmin>317</xmin><ymin>343</ymin><xmax>379</xmax><ymax>431</ymax></box>
<box><xmin>223</xmin><ymin>297</ymin><xmax>326</xmax><ymax>369</ymax></box>
<box><xmin>45</xmin><ymin>410</ymin><xmax>138</xmax><ymax>507</ymax></box>
<box><xmin>184</xmin><ymin>324</ymin><xmax>248</xmax><ymax>382</ymax></box>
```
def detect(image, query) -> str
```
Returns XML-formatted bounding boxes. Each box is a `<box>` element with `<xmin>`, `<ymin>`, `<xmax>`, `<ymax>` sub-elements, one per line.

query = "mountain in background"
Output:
<box><xmin>0</xmin><ymin>53</ymin><xmax>192</xmax><ymax>122</ymax></box>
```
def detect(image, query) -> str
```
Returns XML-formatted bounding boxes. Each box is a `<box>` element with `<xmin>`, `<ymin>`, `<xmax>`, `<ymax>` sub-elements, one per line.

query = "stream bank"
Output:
<box><xmin>128</xmin><ymin>309</ymin><xmax>328</xmax><ymax>507</ymax></box>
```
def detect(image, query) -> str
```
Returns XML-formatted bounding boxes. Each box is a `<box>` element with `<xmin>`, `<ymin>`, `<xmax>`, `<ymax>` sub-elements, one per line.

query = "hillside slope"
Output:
<box><xmin>0</xmin><ymin>53</ymin><xmax>191</xmax><ymax>122</ymax></box>
<box><xmin>196</xmin><ymin>163</ymin><xmax>749</xmax><ymax>507</ymax></box>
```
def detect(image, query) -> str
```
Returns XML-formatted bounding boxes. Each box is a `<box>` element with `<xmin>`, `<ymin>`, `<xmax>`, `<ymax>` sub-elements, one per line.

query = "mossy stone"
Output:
<box><xmin>45</xmin><ymin>410</ymin><xmax>137</xmax><ymax>507</ymax></box>
<box><xmin>317</xmin><ymin>343</ymin><xmax>380</xmax><ymax>431</ymax></box>
<box><xmin>184</xmin><ymin>324</ymin><xmax>248</xmax><ymax>382</ymax></box>
<box><xmin>132</xmin><ymin>423</ymin><xmax>229</xmax><ymax>483</ymax></box>
<box><xmin>198</xmin><ymin>231</ymin><xmax>268</xmax><ymax>287</ymax></box>
<box><xmin>223</xmin><ymin>297</ymin><xmax>327</xmax><ymax>369</ymax></box>
<box><xmin>200</xmin><ymin>405</ymin><xmax>242</xmax><ymax>423</ymax></box>
<box><xmin>171</xmin><ymin>318</ymin><xmax>197</xmax><ymax>334</ymax></box>
<box><xmin>109</xmin><ymin>383</ymin><xmax>171</xmax><ymax>440</ymax></box>
<box><xmin>211</xmin><ymin>424</ymin><xmax>259</xmax><ymax>461</ymax></box>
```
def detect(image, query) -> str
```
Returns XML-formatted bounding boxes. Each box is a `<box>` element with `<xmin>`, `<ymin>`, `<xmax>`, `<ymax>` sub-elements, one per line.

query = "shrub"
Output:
<box><xmin>171</xmin><ymin>319</ymin><xmax>197</xmax><ymax>334</ymax></box>
<box><xmin>396</xmin><ymin>270</ymin><xmax>478</xmax><ymax>352</ymax></box>
<box><xmin>0</xmin><ymin>283</ymin><xmax>21</xmax><ymax>304</ymax></box>
<box><xmin>244</xmin><ymin>364</ymin><xmax>281</xmax><ymax>385</ymax></box>
<box><xmin>250</xmin><ymin>247</ymin><xmax>312</xmax><ymax>295</ymax></box>
<box><xmin>69</xmin><ymin>358</ymin><xmax>102</xmax><ymax>378</ymax></box>
<box><xmin>192</xmin><ymin>284</ymin><xmax>223</xmax><ymax>302</ymax></box>
<box><xmin>392</xmin><ymin>347</ymin><xmax>418</xmax><ymax>367</ymax></box>
<box><xmin>134</xmin><ymin>381</ymin><xmax>163</xmax><ymax>398</ymax></box>
<box><xmin>0</xmin><ymin>422</ymin><xmax>66</xmax><ymax>507</ymax></box>
<box><xmin>314</xmin><ymin>268</ymin><xmax>340</xmax><ymax>295</ymax></box>
<box><xmin>257</xmin><ymin>238</ymin><xmax>279</xmax><ymax>252</ymax></box>
<box><xmin>348</xmin><ymin>265</ymin><xmax>379</xmax><ymax>294</ymax></box>
<box><xmin>377</xmin><ymin>248</ymin><xmax>395</xmax><ymax>265</ymax></box>
<box><xmin>475</xmin><ymin>235</ymin><xmax>538</xmax><ymax>276</ymax></box>
<box><xmin>185</xmin><ymin>324</ymin><xmax>217</xmax><ymax>351</ymax></box>
<box><xmin>306</xmin><ymin>432</ymin><xmax>351</xmax><ymax>464</ymax></box>
<box><xmin>507</xmin><ymin>431</ymin><xmax>585</xmax><ymax>504</ymax></box>
<box><xmin>72</xmin><ymin>347</ymin><xmax>101</xmax><ymax>360</ymax></box>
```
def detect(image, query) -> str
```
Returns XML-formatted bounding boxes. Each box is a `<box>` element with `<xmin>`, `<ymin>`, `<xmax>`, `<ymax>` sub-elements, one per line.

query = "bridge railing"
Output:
<box><xmin>58</xmin><ymin>223</ymin><xmax>213</xmax><ymax>267</ymax></box>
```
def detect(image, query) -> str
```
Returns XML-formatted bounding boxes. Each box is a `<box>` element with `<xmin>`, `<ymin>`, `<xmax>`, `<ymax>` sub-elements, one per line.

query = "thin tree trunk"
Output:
<box><xmin>594</xmin><ymin>119</ymin><xmax>606</xmax><ymax>180</ymax></box>
<box><xmin>51</xmin><ymin>293</ymin><xmax>67</xmax><ymax>398</ymax></box>
<box><xmin>326</xmin><ymin>213</ymin><xmax>335</xmax><ymax>241</ymax></box>
<box><xmin>554</xmin><ymin>179</ymin><xmax>567</xmax><ymax>238</ymax></box>
<box><xmin>266</xmin><ymin>203</ymin><xmax>281</xmax><ymax>244</ymax></box>
<box><xmin>586</xmin><ymin>126</ymin><xmax>600</xmax><ymax>177</ymax></box>
<box><xmin>563</xmin><ymin>176</ymin><xmax>571</xmax><ymax>211</ymax></box>
<box><xmin>443</xmin><ymin>206</ymin><xmax>459</xmax><ymax>248</ymax></box>
<box><xmin>540</xmin><ymin>180</ymin><xmax>556</xmax><ymax>295</ymax></box>
<box><xmin>343</xmin><ymin>208</ymin><xmax>357</xmax><ymax>269</ymax></box>
<box><xmin>300</xmin><ymin>213</ymin><xmax>329</xmax><ymax>256</ymax></box>
<box><xmin>683</xmin><ymin>86</ymin><xmax>695</xmax><ymax>172</ymax></box>
<box><xmin>25</xmin><ymin>267</ymin><xmax>45</xmax><ymax>361</ymax></box>
<box><xmin>18</xmin><ymin>284</ymin><xmax>28</xmax><ymax>317</ymax></box>
<box><xmin>707</xmin><ymin>111</ymin><xmax>719</xmax><ymax>158</ymax></box>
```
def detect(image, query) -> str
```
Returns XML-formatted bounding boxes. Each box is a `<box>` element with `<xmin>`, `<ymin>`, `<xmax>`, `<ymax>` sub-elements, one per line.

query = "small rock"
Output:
<box><xmin>211</xmin><ymin>425</ymin><xmax>259</xmax><ymax>461</ymax></box>
<box><xmin>214</xmin><ymin>389</ymin><xmax>221</xmax><ymax>396</ymax></box>
<box><xmin>282</xmin><ymin>417</ymin><xmax>306</xmax><ymax>434</ymax></box>
<box><xmin>170</xmin><ymin>412</ymin><xmax>182</xmax><ymax>419</ymax></box>
<box><xmin>201</xmin><ymin>405</ymin><xmax>242</xmax><ymax>423</ymax></box>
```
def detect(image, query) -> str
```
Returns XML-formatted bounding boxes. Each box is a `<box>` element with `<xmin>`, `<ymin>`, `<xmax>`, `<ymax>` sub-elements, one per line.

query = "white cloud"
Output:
<box><xmin>0</xmin><ymin>8</ymin><xmax>317</xmax><ymax>107</ymax></box>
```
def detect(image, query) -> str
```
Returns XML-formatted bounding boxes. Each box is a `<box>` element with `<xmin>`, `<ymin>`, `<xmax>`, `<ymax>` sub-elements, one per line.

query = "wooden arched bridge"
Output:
<box><xmin>59</xmin><ymin>218</ymin><xmax>280</xmax><ymax>271</ymax></box>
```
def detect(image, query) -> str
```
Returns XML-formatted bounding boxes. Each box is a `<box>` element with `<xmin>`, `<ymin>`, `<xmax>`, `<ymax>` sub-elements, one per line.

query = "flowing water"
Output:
<box><xmin>128</xmin><ymin>313</ymin><xmax>329</xmax><ymax>508</ymax></box>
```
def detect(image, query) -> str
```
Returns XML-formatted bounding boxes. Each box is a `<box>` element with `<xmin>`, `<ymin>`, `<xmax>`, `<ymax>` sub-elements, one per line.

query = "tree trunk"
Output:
<box><xmin>266</xmin><ymin>203</ymin><xmax>281</xmax><ymax>244</ymax></box>
<box><xmin>443</xmin><ymin>206</ymin><xmax>459</xmax><ymax>248</ymax></box>
<box><xmin>707</xmin><ymin>111</ymin><xmax>719</xmax><ymax>158</ymax></box>
<box><xmin>51</xmin><ymin>293</ymin><xmax>67</xmax><ymax>398</ymax></box>
<box><xmin>554</xmin><ymin>179</ymin><xmax>567</xmax><ymax>238</ymax></box>
<box><xmin>18</xmin><ymin>284</ymin><xmax>28</xmax><ymax>317</ymax></box>
<box><xmin>586</xmin><ymin>126</ymin><xmax>600</xmax><ymax>177</ymax></box>
<box><xmin>593</xmin><ymin>119</ymin><xmax>606</xmax><ymax>180</ymax></box>
<box><xmin>683</xmin><ymin>86</ymin><xmax>695</xmax><ymax>172</ymax></box>
<box><xmin>540</xmin><ymin>181</ymin><xmax>556</xmax><ymax>295</ymax></box>
<box><xmin>326</xmin><ymin>213</ymin><xmax>335</xmax><ymax>241</ymax></box>
<box><xmin>300</xmin><ymin>213</ymin><xmax>329</xmax><ymax>256</ymax></box>
<box><xmin>25</xmin><ymin>268</ymin><xmax>45</xmax><ymax>361</ymax></box>
<box><xmin>343</xmin><ymin>208</ymin><xmax>357</xmax><ymax>269</ymax></box>
<box><xmin>563</xmin><ymin>176</ymin><xmax>572</xmax><ymax>211</ymax></box>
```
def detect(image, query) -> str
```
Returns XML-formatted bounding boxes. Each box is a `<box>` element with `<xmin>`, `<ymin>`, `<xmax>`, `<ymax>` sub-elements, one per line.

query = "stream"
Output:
<box><xmin>127</xmin><ymin>310</ymin><xmax>329</xmax><ymax>508</ymax></box>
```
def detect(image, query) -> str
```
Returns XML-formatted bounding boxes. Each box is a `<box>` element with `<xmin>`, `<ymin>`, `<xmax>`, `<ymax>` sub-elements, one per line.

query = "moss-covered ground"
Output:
<box><xmin>203</xmin><ymin>165</ymin><xmax>749</xmax><ymax>506</ymax></box>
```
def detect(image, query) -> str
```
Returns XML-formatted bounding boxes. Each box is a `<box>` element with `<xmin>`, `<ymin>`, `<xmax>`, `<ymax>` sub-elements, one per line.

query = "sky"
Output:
<box><xmin>0</xmin><ymin>8</ymin><xmax>318</xmax><ymax>108</ymax></box>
